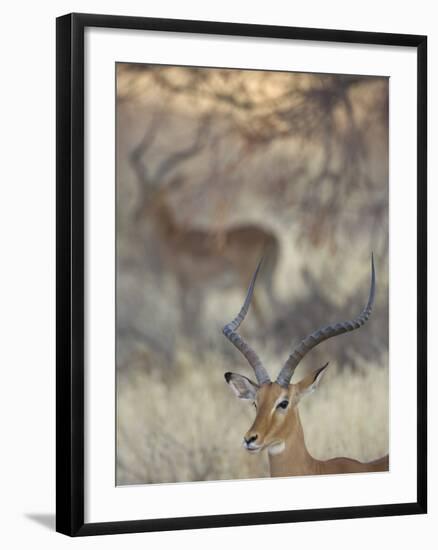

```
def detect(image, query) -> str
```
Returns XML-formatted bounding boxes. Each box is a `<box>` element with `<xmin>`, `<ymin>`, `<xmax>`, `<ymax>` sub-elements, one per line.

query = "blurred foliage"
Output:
<box><xmin>116</xmin><ymin>64</ymin><xmax>389</xmax><ymax>485</ymax></box>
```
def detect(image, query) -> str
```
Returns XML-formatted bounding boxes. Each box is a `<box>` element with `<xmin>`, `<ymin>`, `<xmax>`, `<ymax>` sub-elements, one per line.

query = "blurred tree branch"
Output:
<box><xmin>118</xmin><ymin>64</ymin><xmax>387</xmax><ymax>254</ymax></box>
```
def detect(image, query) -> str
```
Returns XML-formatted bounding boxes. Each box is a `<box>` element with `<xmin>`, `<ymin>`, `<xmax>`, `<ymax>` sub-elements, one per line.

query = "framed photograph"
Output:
<box><xmin>56</xmin><ymin>13</ymin><xmax>427</xmax><ymax>536</ymax></box>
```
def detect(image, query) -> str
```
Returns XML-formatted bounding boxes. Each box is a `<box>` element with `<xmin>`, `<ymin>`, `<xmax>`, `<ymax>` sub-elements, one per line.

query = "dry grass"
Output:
<box><xmin>117</xmin><ymin>347</ymin><xmax>388</xmax><ymax>485</ymax></box>
<box><xmin>300</xmin><ymin>355</ymin><xmax>389</xmax><ymax>462</ymax></box>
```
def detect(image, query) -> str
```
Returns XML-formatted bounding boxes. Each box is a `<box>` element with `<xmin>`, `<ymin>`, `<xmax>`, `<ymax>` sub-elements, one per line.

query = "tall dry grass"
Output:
<box><xmin>117</xmin><ymin>347</ymin><xmax>388</xmax><ymax>485</ymax></box>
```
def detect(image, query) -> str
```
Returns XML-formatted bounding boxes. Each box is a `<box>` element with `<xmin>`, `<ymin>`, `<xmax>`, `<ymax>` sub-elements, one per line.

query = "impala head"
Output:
<box><xmin>223</xmin><ymin>255</ymin><xmax>375</xmax><ymax>454</ymax></box>
<box><xmin>225</xmin><ymin>365</ymin><xmax>328</xmax><ymax>452</ymax></box>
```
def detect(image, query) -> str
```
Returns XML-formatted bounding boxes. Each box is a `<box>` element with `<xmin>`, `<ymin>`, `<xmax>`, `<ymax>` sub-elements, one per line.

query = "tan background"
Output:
<box><xmin>116</xmin><ymin>64</ymin><xmax>389</xmax><ymax>485</ymax></box>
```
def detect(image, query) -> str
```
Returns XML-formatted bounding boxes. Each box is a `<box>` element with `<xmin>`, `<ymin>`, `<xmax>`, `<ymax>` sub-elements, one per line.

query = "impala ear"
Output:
<box><xmin>224</xmin><ymin>372</ymin><xmax>259</xmax><ymax>400</ymax></box>
<box><xmin>296</xmin><ymin>362</ymin><xmax>329</xmax><ymax>399</ymax></box>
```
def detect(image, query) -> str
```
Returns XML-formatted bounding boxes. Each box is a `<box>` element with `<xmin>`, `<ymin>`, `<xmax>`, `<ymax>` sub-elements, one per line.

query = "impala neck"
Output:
<box><xmin>268</xmin><ymin>408</ymin><xmax>318</xmax><ymax>477</ymax></box>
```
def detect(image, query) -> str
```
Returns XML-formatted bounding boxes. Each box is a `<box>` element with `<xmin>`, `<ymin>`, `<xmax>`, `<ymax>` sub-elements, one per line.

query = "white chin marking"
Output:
<box><xmin>268</xmin><ymin>442</ymin><xmax>285</xmax><ymax>456</ymax></box>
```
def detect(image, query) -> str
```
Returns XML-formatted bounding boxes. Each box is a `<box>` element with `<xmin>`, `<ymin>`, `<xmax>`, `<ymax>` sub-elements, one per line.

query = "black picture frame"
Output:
<box><xmin>56</xmin><ymin>12</ymin><xmax>427</xmax><ymax>537</ymax></box>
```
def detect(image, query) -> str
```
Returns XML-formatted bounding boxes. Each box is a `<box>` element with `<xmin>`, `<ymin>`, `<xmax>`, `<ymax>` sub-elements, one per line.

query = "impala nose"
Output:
<box><xmin>244</xmin><ymin>434</ymin><xmax>258</xmax><ymax>446</ymax></box>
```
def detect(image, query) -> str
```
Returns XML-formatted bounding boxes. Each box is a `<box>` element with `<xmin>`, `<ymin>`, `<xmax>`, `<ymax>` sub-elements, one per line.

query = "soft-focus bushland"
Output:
<box><xmin>116</xmin><ymin>64</ymin><xmax>389</xmax><ymax>484</ymax></box>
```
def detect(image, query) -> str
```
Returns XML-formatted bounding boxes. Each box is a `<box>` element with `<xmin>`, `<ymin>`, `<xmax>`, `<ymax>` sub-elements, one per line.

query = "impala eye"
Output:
<box><xmin>253</xmin><ymin>402</ymin><xmax>257</xmax><ymax>409</ymax></box>
<box><xmin>277</xmin><ymin>400</ymin><xmax>289</xmax><ymax>410</ymax></box>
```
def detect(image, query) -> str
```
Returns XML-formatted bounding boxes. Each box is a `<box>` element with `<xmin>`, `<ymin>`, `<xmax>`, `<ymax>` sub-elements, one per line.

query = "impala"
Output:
<box><xmin>223</xmin><ymin>256</ymin><xmax>389</xmax><ymax>477</ymax></box>
<box><xmin>128</xmin><ymin>119</ymin><xmax>279</xmax><ymax>325</ymax></box>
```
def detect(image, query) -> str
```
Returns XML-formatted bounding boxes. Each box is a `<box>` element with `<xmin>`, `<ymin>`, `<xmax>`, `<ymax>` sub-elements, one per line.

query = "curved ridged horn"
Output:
<box><xmin>276</xmin><ymin>255</ymin><xmax>376</xmax><ymax>388</ymax></box>
<box><xmin>223</xmin><ymin>259</ymin><xmax>271</xmax><ymax>385</ymax></box>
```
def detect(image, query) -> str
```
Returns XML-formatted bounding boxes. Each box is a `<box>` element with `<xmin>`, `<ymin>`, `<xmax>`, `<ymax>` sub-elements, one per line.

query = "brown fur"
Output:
<box><xmin>234</xmin><ymin>374</ymin><xmax>389</xmax><ymax>477</ymax></box>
